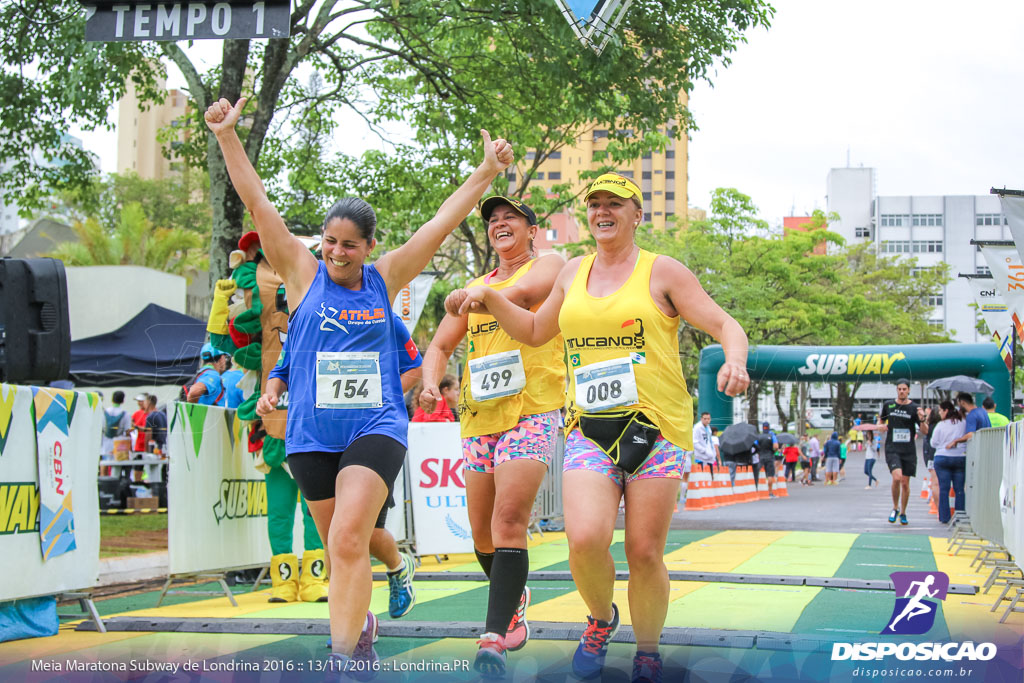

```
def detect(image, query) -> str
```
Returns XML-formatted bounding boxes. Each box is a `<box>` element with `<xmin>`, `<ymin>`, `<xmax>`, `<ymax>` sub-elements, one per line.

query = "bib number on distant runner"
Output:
<box><xmin>315</xmin><ymin>352</ymin><xmax>383</xmax><ymax>409</ymax></box>
<box><xmin>469</xmin><ymin>349</ymin><xmax>526</xmax><ymax>401</ymax></box>
<box><xmin>893</xmin><ymin>428</ymin><xmax>911</xmax><ymax>443</ymax></box>
<box><xmin>574</xmin><ymin>357</ymin><xmax>639</xmax><ymax>412</ymax></box>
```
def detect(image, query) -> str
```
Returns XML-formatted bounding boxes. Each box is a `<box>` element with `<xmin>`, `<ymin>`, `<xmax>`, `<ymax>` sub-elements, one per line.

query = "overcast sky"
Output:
<box><xmin>79</xmin><ymin>0</ymin><xmax>1024</xmax><ymax>225</ymax></box>
<box><xmin>686</xmin><ymin>0</ymin><xmax>1024</xmax><ymax>223</ymax></box>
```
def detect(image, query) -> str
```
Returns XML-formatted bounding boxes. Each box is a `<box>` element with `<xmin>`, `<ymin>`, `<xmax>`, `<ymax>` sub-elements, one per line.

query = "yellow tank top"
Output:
<box><xmin>558</xmin><ymin>249</ymin><xmax>692</xmax><ymax>449</ymax></box>
<box><xmin>459</xmin><ymin>260</ymin><xmax>566</xmax><ymax>438</ymax></box>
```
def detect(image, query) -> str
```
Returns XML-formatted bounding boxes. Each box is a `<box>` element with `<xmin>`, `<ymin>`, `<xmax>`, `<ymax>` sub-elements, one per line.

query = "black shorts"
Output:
<box><xmin>759</xmin><ymin>458</ymin><xmax>776</xmax><ymax>478</ymax></box>
<box><xmin>884</xmin><ymin>447</ymin><xmax>917</xmax><ymax>477</ymax></box>
<box><xmin>288</xmin><ymin>434</ymin><xmax>407</xmax><ymax>528</ymax></box>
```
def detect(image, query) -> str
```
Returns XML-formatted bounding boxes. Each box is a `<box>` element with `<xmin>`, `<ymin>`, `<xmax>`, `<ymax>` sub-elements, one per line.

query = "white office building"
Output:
<box><xmin>827</xmin><ymin>166</ymin><xmax>1007</xmax><ymax>344</ymax></box>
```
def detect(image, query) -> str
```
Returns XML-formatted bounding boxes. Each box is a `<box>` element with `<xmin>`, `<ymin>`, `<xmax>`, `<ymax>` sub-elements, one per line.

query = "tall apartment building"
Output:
<box><xmin>511</xmin><ymin>92</ymin><xmax>689</xmax><ymax>241</ymax></box>
<box><xmin>827</xmin><ymin>166</ymin><xmax>1007</xmax><ymax>345</ymax></box>
<box><xmin>117</xmin><ymin>75</ymin><xmax>188</xmax><ymax>180</ymax></box>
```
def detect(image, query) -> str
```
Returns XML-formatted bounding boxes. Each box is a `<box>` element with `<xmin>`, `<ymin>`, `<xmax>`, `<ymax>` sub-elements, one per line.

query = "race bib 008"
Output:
<box><xmin>574</xmin><ymin>357</ymin><xmax>639</xmax><ymax>413</ymax></box>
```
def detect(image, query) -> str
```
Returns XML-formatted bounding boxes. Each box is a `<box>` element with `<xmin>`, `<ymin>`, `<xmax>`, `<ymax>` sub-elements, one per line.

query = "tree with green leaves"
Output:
<box><xmin>634</xmin><ymin>188</ymin><xmax>950</xmax><ymax>426</ymax></box>
<box><xmin>44</xmin><ymin>201</ymin><xmax>205</xmax><ymax>276</ymax></box>
<box><xmin>0</xmin><ymin>0</ymin><xmax>773</xmax><ymax>286</ymax></box>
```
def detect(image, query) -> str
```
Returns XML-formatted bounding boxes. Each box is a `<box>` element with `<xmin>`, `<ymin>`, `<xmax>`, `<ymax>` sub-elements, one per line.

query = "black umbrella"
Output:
<box><xmin>925</xmin><ymin>375</ymin><xmax>994</xmax><ymax>395</ymax></box>
<box><xmin>719</xmin><ymin>423</ymin><xmax>759</xmax><ymax>457</ymax></box>
<box><xmin>776</xmin><ymin>433</ymin><xmax>799</xmax><ymax>446</ymax></box>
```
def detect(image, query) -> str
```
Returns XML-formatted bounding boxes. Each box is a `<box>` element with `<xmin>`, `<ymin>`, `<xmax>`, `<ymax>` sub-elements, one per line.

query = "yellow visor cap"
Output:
<box><xmin>584</xmin><ymin>173</ymin><xmax>642</xmax><ymax>208</ymax></box>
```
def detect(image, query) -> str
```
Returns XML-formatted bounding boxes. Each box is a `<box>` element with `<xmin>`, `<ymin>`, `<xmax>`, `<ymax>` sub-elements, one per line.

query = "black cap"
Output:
<box><xmin>480</xmin><ymin>196</ymin><xmax>538</xmax><ymax>226</ymax></box>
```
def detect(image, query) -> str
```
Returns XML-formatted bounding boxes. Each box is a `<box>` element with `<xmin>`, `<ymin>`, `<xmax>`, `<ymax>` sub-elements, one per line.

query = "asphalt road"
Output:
<box><xmin>667</xmin><ymin>447</ymin><xmax>950</xmax><ymax>536</ymax></box>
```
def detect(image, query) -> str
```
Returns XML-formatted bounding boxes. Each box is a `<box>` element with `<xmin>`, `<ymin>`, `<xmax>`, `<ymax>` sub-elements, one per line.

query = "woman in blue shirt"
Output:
<box><xmin>206</xmin><ymin>97</ymin><xmax>512</xmax><ymax>675</ymax></box>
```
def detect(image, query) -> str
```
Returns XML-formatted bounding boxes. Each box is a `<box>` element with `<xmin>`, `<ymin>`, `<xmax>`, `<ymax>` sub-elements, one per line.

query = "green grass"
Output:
<box><xmin>100</xmin><ymin>513</ymin><xmax>168</xmax><ymax>535</ymax></box>
<box><xmin>100</xmin><ymin>513</ymin><xmax>168</xmax><ymax>558</ymax></box>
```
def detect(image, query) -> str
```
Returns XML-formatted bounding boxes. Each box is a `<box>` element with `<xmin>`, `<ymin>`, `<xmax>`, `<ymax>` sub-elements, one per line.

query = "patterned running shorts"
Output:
<box><xmin>462</xmin><ymin>410</ymin><xmax>560</xmax><ymax>474</ymax></box>
<box><xmin>563</xmin><ymin>428</ymin><xmax>686</xmax><ymax>487</ymax></box>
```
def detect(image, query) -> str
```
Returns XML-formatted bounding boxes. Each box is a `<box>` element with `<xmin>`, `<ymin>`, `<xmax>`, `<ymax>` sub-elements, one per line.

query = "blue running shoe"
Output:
<box><xmin>632</xmin><ymin>651</ymin><xmax>663</xmax><ymax>683</ymax></box>
<box><xmin>572</xmin><ymin>603</ymin><xmax>620</xmax><ymax>680</ymax></box>
<box><xmin>387</xmin><ymin>552</ymin><xmax>416</xmax><ymax>619</ymax></box>
<box><xmin>473</xmin><ymin>632</ymin><xmax>507</xmax><ymax>679</ymax></box>
<box><xmin>900</xmin><ymin>513</ymin><xmax>908</xmax><ymax>526</ymax></box>
<box><xmin>888</xmin><ymin>509</ymin><xmax>898</xmax><ymax>524</ymax></box>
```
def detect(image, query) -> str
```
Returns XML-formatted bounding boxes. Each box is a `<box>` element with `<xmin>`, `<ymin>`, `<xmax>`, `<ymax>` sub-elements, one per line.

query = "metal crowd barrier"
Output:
<box><xmin>965</xmin><ymin>426</ymin><xmax>1006</xmax><ymax>549</ymax></box>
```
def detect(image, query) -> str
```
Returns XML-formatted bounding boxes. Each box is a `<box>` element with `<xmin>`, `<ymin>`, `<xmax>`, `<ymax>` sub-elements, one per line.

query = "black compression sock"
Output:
<box><xmin>475</xmin><ymin>548</ymin><xmax>495</xmax><ymax>579</ymax></box>
<box><xmin>484</xmin><ymin>547</ymin><xmax>529</xmax><ymax>635</ymax></box>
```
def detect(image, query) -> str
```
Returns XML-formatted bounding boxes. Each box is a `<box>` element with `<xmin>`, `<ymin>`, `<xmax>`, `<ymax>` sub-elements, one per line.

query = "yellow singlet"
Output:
<box><xmin>558</xmin><ymin>249</ymin><xmax>693</xmax><ymax>449</ymax></box>
<box><xmin>459</xmin><ymin>260</ymin><xmax>565</xmax><ymax>438</ymax></box>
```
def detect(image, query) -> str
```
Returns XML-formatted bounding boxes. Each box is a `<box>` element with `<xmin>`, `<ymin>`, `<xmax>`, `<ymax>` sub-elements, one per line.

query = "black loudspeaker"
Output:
<box><xmin>0</xmin><ymin>257</ymin><xmax>71</xmax><ymax>384</ymax></box>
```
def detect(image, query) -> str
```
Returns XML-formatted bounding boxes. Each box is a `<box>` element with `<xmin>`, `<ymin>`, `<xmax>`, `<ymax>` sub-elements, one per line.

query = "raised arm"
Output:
<box><xmin>419</xmin><ymin>312</ymin><xmax>468</xmax><ymax>412</ymax></box>
<box><xmin>444</xmin><ymin>253</ymin><xmax>565</xmax><ymax>316</ymax></box>
<box><xmin>204</xmin><ymin>98</ymin><xmax>317</xmax><ymax>291</ymax></box>
<box><xmin>656</xmin><ymin>256</ymin><xmax>749</xmax><ymax>398</ymax></box>
<box><xmin>376</xmin><ymin>130</ymin><xmax>513</xmax><ymax>300</ymax></box>
<box><xmin>458</xmin><ymin>259</ymin><xmax>579</xmax><ymax>346</ymax></box>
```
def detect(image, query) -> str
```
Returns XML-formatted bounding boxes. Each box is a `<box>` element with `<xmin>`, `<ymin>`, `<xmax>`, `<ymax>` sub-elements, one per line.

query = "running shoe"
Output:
<box><xmin>572</xmin><ymin>603</ymin><xmax>620</xmax><ymax>680</ymax></box>
<box><xmin>769</xmin><ymin>493</ymin><xmax>777</xmax><ymax>499</ymax></box>
<box><xmin>888</xmin><ymin>509</ymin><xmax>898</xmax><ymax>524</ymax></box>
<box><xmin>505</xmin><ymin>586</ymin><xmax>531</xmax><ymax>651</ymax></box>
<box><xmin>474</xmin><ymin>632</ymin><xmax>507</xmax><ymax>679</ymax></box>
<box><xmin>900</xmin><ymin>513</ymin><xmax>908</xmax><ymax>526</ymax></box>
<box><xmin>348</xmin><ymin>611</ymin><xmax>379</xmax><ymax>681</ymax></box>
<box><xmin>387</xmin><ymin>552</ymin><xmax>416</xmax><ymax>619</ymax></box>
<box><xmin>632</xmin><ymin>651</ymin><xmax>663</xmax><ymax>683</ymax></box>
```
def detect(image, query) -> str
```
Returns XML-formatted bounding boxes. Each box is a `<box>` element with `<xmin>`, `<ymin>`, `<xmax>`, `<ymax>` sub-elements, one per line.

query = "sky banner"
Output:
<box><xmin>979</xmin><ymin>245</ymin><xmax>1024</xmax><ymax>341</ymax></box>
<box><xmin>553</xmin><ymin>0</ymin><xmax>632</xmax><ymax>54</ymax></box>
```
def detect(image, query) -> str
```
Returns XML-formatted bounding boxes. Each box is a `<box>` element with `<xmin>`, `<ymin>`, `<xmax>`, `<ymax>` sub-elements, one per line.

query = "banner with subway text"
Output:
<box><xmin>168</xmin><ymin>402</ymin><xmax>304</xmax><ymax>575</ymax></box>
<box><xmin>0</xmin><ymin>383</ymin><xmax>101</xmax><ymax>601</ymax></box>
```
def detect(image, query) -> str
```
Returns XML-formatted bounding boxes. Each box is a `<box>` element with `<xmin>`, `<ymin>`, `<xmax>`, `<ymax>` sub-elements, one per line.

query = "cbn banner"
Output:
<box><xmin>0</xmin><ymin>384</ymin><xmax>101</xmax><ymax>601</ymax></box>
<box><xmin>168</xmin><ymin>402</ymin><xmax>293</xmax><ymax>575</ymax></box>
<box><xmin>407</xmin><ymin>423</ymin><xmax>473</xmax><ymax>556</ymax></box>
<box><xmin>979</xmin><ymin>245</ymin><xmax>1024</xmax><ymax>339</ymax></box>
<box><xmin>965</xmin><ymin>277</ymin><xmax>1013</xmax><ymax>370</ymax></box>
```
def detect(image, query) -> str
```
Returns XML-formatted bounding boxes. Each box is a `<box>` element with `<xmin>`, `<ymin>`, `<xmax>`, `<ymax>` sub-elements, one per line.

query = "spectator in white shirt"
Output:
<box><xmin>691</xmin><ymin>412</ymin><xmax>716</xmax><ymax>471</ymax></box>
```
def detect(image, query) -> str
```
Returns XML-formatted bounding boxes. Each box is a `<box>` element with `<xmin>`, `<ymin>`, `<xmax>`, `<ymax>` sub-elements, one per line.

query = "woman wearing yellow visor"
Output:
<box><xmin>455</xmin><ymin>172</ymin><xmax>749</xmax><ymax>682</ymax></box>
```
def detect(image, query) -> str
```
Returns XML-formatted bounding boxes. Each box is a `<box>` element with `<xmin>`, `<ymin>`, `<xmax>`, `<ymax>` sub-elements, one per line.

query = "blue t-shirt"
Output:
<box><xmin>220</xmin><ymin>369</ymin><xmax>245</xmax><ymax>409</ymax></box>
<box><xmin>281</xmin><ymin>262</ymin><xmax>410</xmax><ymax>453</ymax></box>
<box><xmin>195</xmin><ymin>366</ymin><xmax>223</xmax><ymax>406</ymax></box>
<box><xmin>823</xmin><ymin>438</ymin><xmax>842</xmax><ymax>458</ymax></box>
<box><xmin>964</xmin><ymin>406</ymin><xmax>991</xmax><ymax>434</ymax></box>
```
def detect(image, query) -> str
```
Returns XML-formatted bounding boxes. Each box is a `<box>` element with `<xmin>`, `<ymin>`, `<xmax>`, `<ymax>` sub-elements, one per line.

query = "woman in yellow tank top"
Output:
<box><xmin>419</xmin><ymin>196</ymin><xmax>564</xmax><ymax>678</ymax></box>
<box><xmin>457</xmin><ymin>174</ymin><xmax>749</xmax><ymax>682</ymax></box>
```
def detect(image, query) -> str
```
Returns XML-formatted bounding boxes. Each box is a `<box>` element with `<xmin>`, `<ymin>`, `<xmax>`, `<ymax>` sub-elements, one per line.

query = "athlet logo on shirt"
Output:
<box><xmin>315</xmin><ymin>302</ymin><xmax>386</xmax><ymax>333</ymax></box>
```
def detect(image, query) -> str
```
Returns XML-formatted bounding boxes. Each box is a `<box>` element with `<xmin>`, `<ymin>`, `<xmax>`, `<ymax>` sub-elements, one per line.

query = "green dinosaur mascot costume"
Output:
<box><xmin>207</xmin><ymin>231</ymin><xmax>327</xmax><ymax>603</ymax></box>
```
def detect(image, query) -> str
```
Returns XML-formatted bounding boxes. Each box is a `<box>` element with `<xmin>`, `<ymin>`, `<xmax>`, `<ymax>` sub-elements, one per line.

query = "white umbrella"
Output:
<box><xmin>925</xmin><ymin>375</ymin><xmax>994</xmax><ymax>394</ymax></box>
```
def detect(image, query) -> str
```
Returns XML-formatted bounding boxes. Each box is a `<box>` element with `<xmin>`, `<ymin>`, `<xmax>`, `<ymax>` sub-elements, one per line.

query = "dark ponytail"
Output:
<box><xmin>323</xmin><ymin>197</ymin><xmax>377</xmax><ymax>242</ymax></box>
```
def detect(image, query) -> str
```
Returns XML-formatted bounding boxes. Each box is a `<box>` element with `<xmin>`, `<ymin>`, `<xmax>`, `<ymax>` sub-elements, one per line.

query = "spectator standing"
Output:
<box><xmin>806</xmin><ymin>433</ymin><xmax>821</xmax><ymax>482</ymax></box>
<box><xmin>411</xmin><ymin>375</ymin><xmax>457</xmax><ymax>422</ymax></box>
<box><xmin>863</xmin><ymin>433</ymin><xmax>878</xmax><ymax>489</ymax></box>
<box><xmin>823</xmin><ymin>432</ymin><xmax>842</xmax><ymax>485</ymax></box>
<box><xmin>144</xmin><ymin>395</ymin><xmax>168</xmax><ymax>454</ymax></box>
<box><xmin>101</xmin><ymin>390</ymin><xmax>132</xmax><ymax>456</ymax></box>
<box><xmin>919</xmin><ymin>406</ymin><xmax>941</xmax><ymax>509</ymax></box>
<box><xmin>186</xmin><ymin>343</ymin><xmax>231</xmax><ymax>405</ymax></box>
<box><xmin>839</xmin><ymin>439</ymin><xmax>848</xmax><ymax>481</ymax></box>
<box><xmin>710</xmin><ymin>427</ymin><xmax>721</xmax><ymax>464</ymax></box>
<box><xmin>946</xmin><ymin>392</ymin><xmax>990</xmax><ymax>449</ymax></box>
<box><xmin>982</xmin><ymin>397</ymin><xmax>1010</xmax><ymax>428</ymax></box>
<box><xmin>691</xmin><ymin>412</ymin><xmax>716</xmax><ymax>471</ymax></box>
<box><xmin>782</xmin><ymin>443</ymin><xmax>800</xmax><ymax>482</ymax></box>
<box><xmin>930</xmin><ymin>400</ymin><xmax>967</xmax><ymax>524</ymax></box>
<box><xmin>753</xmin><ymin>422</ymin><xmax>778</xmax><ymax>498</ymax></box>
<box><xmin>131</xmin><ymin>393</ymin><xmax>149</xmax><ymax>452</ymax></box>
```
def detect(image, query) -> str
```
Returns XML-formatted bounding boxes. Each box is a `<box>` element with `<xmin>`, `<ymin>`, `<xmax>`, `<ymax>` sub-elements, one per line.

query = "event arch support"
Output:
<box><xmin>697</xmin><ymin>344</ymin><xmax>1011</xmax><ymax>429</ymax></box>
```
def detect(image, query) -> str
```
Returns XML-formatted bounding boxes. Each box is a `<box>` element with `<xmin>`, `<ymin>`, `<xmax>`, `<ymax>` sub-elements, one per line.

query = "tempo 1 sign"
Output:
<box><xmin>84</xmin><ymin>2</ymin><xmax>290</xmax><ymax>42</ymax></box>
